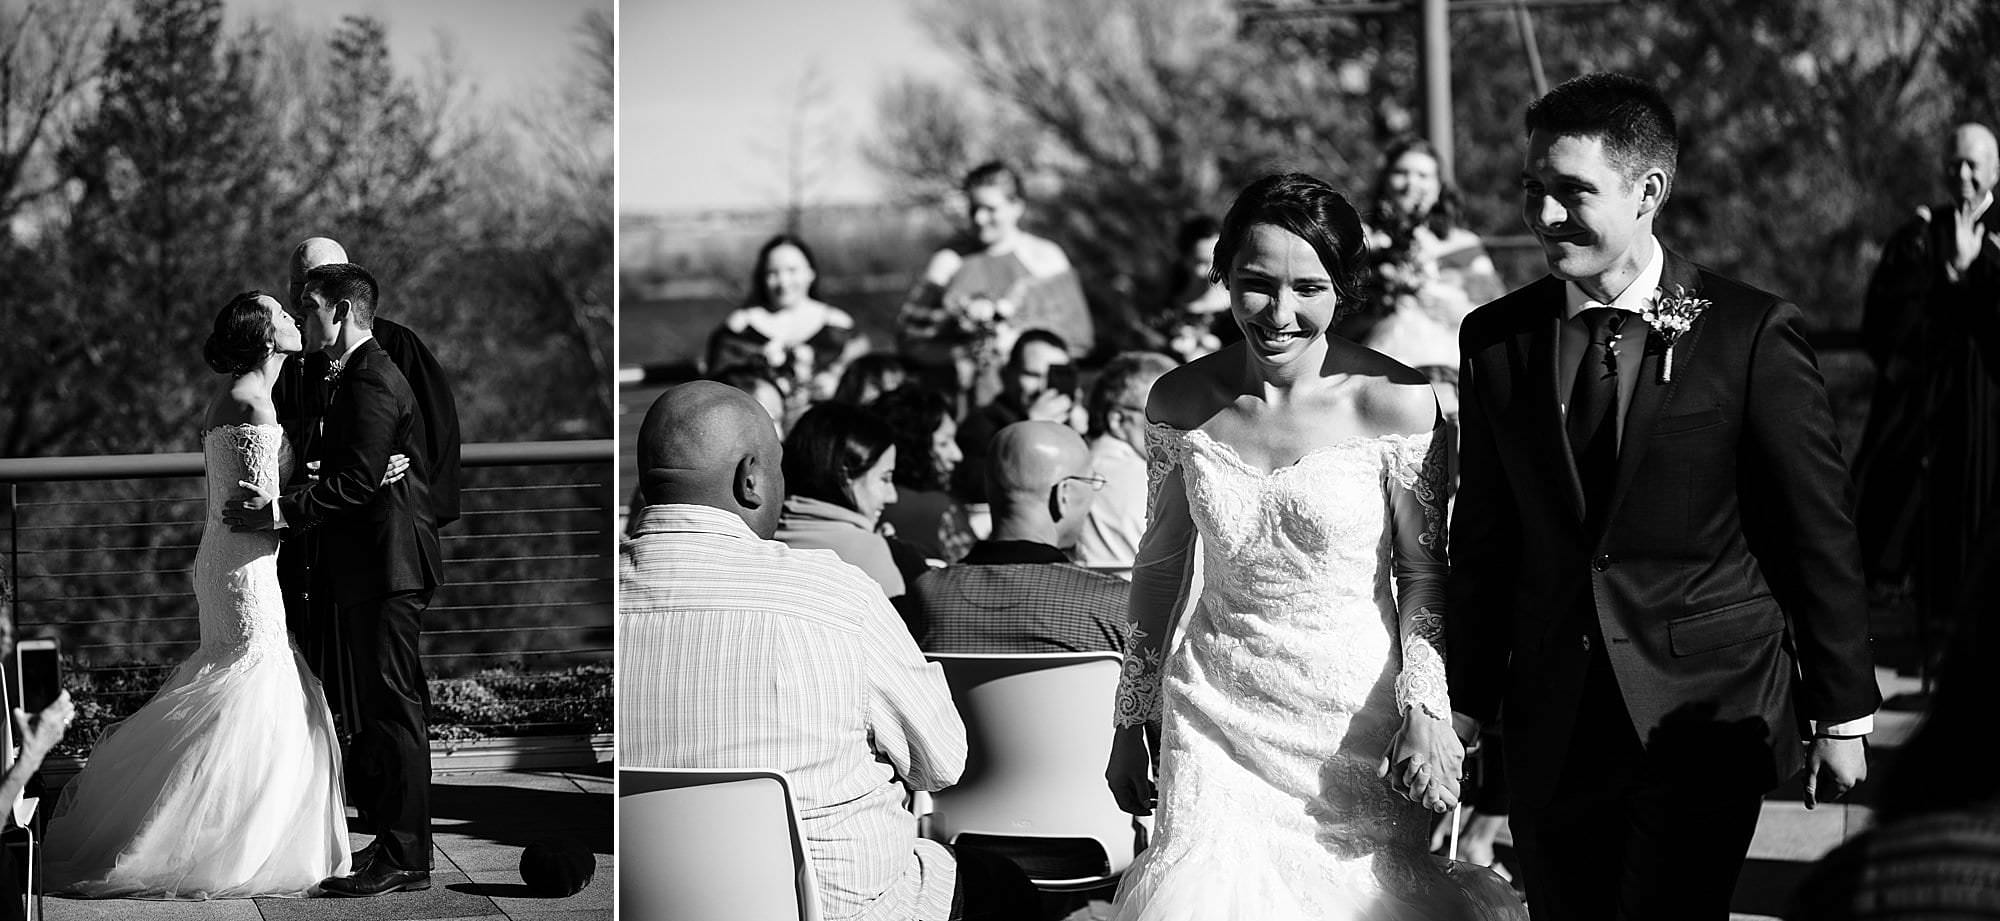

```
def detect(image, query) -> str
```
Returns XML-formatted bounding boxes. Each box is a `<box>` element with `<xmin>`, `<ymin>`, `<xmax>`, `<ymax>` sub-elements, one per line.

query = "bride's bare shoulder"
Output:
<box><xmin>1146</xmin><ymin>346</ymin><xmax>1240</xmax><ymax>430</ymax></box>
<box><xmin>1332</xmin><ymin>339</ymin><xmax>1440</xmax><ymax>435</ymax></box>
<box><xmin>203</xmin><ymin>382</ymin><xmax>278</xmax><ymax>431</ymax></box>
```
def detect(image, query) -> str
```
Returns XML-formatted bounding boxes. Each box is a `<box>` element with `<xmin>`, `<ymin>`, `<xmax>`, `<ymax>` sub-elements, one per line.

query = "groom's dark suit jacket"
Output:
<box><xmin>278</xmin><ymin>338</ymin><xmax>442</xmax><ymax>606</ymax></box>
<box><xmin>1448</xmin><ymin>247</ymin><xmax>1879</xmax><ymax>808</ymax></box>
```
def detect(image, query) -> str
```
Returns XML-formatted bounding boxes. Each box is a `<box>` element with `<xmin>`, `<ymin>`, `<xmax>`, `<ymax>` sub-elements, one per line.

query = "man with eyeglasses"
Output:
<box><xmin>907</xmin><ymin>421</ymin><xmax>1130</xmax><ymax>655</ymax></box>
<box><xmin>1075</xmin><ymin>351</ymin><xmax>1179</xmax><ymax>573</ymax></box>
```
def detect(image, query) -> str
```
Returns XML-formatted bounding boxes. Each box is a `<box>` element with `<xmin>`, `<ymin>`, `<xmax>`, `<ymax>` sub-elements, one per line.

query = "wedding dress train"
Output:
<box><xmin>42</xmin><ymin>423</ymin><xmax>350</xmax><ymax>898</ymax></box>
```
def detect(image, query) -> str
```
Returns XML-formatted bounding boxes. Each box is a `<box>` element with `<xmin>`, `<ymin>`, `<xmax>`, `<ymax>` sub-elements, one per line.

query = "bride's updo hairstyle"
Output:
<box><xmin>1210</xmin><ymin>172</ymin><xmax>1369</xmax><ymax>322</ymax></box>
<box><xmin>204</xmin><ymin>290</ymin><xmax>276</xmax><ymax>376</ymax></box>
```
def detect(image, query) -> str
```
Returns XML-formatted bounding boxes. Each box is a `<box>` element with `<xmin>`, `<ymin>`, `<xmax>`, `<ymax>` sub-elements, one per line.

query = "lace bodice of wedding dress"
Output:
<box><xmin>42</xmin><ymin>422</ymin><xmax>348</xmax><ymax>899</ymax></box>
<box><xmin>1108</xmin><ymin>423</ymin><xmax>1460</xmax><ymax>921</ymax></box>
<box><xmin>194</xmin><ymin>423</ymin><xmax>292</xmax><ymax>657</ymax></box>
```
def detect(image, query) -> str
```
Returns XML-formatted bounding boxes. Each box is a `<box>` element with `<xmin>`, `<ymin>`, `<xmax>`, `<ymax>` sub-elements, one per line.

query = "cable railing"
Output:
<box><xmin>1</xmin><ymin>440</ymin><xmax>614</xmax><ymax>760</ymax></box>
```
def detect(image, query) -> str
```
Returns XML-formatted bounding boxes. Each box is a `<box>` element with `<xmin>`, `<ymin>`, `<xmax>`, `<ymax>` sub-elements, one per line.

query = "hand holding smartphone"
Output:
<box><xmin>15</xmin><ymin>638</ymin><xmax>61</xmax><ymax>715</ymax></box>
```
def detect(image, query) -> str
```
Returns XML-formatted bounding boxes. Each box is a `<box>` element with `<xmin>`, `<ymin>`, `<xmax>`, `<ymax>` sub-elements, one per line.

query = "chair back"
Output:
<box><xmin>618</xmin><ymin>767</ymin><xmax>820</xmax><ymax>921</ymax></box>
<box><xmin>925</xmin><ymin>651</ymin><xmax>1134</xmax><ymax>889</ymax></box>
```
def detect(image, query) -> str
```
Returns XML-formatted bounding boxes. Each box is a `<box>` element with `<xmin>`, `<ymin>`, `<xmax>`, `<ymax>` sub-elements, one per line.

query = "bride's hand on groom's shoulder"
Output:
<box><xmin>1380</xmin><ymin>709</ymin><xmax>1465</xmax><ymax>814</ymax></box>
<box><xmin>222</xmin><ymin>479</ymin><xmax>278</xmax><ymax>532</ymax></box>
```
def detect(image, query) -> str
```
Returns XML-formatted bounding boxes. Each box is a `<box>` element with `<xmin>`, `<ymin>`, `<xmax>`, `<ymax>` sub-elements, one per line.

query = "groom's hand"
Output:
<box><xmin>1803</xmin><ymin>736</ymin><xmax>1867</xmax><ymax>809</ymax></box>
<box><xmin>222</xmin><ymin>479</ymin><xmax>279</xmax><ymax>532</ymax></box>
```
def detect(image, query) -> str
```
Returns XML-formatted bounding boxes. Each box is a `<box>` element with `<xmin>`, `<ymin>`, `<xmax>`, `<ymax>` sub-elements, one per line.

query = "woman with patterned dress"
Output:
<box><xmin>42</xmin><ymin>292</ymin><xmax>348</xmax><ymax>899</ymax></box>
<box><xmin>707</xmin><ymin>234</ymin><xmax>864</xmax><ymax>407</ymax></box>
<box><xmin>1102</xmin><ymin>174</ymin><xmax>1485</xmax><ymax>920</ymax></box>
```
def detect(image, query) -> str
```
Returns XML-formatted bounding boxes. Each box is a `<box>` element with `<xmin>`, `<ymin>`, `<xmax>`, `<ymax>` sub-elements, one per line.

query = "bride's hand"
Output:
<box><xmin>1105</xmin><ymin>724</ymin><xmax>1157</xmax><ymax>817</ymax></box>
<box><xmin>1379</xmin><ymin>708</ymin><xmax>1465</xmax><ymax>814</ymax></box>
<box><xmin>381</xmin><ymin>453</ymin><xmax>410</xmax><ymax>486</ymax></box>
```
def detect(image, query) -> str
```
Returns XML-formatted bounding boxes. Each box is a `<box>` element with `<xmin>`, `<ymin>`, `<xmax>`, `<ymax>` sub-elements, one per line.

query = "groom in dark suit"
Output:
<box><xmin>229</xmin><ymin>262</ymin><xmax>441</xmax><ymax>896</ymax></box>
<box><xmin>1448</xmin><ymin>73</ymin><xmax>1879</xmax><ymax>921</ymax></box>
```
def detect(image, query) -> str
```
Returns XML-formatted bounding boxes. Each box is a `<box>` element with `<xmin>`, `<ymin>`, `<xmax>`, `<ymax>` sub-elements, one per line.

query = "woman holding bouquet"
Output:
<box><xmin>1343</xmin><ymin>138</ymin><xmax>1506</xmax><ymax>372</ymax></box>
<box><xmin>897</xmin><ymin>160</ymin><xmax>1092</xmax><ymax>406</ymax></box>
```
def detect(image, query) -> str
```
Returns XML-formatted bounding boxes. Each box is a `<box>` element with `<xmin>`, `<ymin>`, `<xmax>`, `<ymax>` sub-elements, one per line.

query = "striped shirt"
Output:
<box><xmin>619</xmin><ymin>504</ymin><xmax>967</xmax><ymax>921</ymax></box>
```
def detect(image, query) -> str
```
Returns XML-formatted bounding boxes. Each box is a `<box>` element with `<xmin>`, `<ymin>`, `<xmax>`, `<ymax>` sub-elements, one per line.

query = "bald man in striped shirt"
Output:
<box><xmin>618</xmin><ymin>382</ymin><xmax>1038</xmax><ymax>921</ymax></box>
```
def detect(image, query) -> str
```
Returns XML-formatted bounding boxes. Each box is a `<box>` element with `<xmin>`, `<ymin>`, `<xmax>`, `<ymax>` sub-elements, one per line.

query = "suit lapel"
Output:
<box><xmin>1600</xmin><ymin>247</ymin><xmax>1703</xmax><ymax>535</ymax></box>
<box><xmin>1513</xmin><ymin>276</ymin><xmax>1587</xmax><ymax>523</ymax></box>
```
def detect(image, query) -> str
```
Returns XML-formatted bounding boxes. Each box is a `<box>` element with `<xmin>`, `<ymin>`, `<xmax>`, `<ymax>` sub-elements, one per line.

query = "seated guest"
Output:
<box><xmin>706</xmin><ymin>234</ymin><xmax>864</xmax><ymax>405</ymax></box>
<box><xmin>775</xmin><ymin>402</ymin><xmax>915</xmax><ymax>601</ymax></box>
<box><xmin>909</xmin><ymin>421</ymin><xmax>1129</xmax><ymax>654</ymax></box>
<box><xmin>871</xmin><ymin>386</ymin><xmax>978</xmax><ymax>564</ymax></box>
<box><xmin>834</xmin><ymin>353</ymin><xmax>911</xmax><ymax>407</ymax></box>
<box><xmin>954</xmin><ymin>329</ymin><xmax>1077</xmax><ymax>504</ymax></box>
<box><xmin>711</xmin><ymin>363</ymin><xmax>788</xmax><ymax>435</ymax></box>
<box><xmin>4</xmin><ymin>687</ymin><xmax>73</xmax><ymax>921</ymax></box>
<box><xmin>619</xmin><ymin>382</ymin><xmax>1042</xmax><ymax>921</ymax></box>
<box><xmin>1073</xmin><ymin>351</ymin><xmax>1178</xmax><ymax>572</ymax></box>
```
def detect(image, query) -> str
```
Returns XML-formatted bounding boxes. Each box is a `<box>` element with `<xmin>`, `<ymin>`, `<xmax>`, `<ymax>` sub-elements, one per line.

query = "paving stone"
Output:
<box><xmin>41</xmin><ymin>897</ymin><xmax>264</xmax><ymax>921</ymax></box>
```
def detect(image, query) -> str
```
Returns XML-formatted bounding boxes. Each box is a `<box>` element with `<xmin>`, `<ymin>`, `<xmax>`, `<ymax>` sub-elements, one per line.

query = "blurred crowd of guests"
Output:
<box><xmin>670</xmin><ymin>142</ymin><xmax>1505</xmax><ymax>588</ymax></box>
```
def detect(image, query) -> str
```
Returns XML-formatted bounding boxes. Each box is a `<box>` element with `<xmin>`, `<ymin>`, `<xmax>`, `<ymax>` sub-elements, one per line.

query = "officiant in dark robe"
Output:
<box><xmin>1854</xmin><ymin>123</ymin><xmax>2000</xmax><ymax>658</ymax></box>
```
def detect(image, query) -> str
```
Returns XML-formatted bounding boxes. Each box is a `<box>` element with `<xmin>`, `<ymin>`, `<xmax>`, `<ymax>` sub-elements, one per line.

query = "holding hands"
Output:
<box><xmin>1379</xmin><ymin>707</ymin><xmax>1466</xmax><ymax>814</ymax></box>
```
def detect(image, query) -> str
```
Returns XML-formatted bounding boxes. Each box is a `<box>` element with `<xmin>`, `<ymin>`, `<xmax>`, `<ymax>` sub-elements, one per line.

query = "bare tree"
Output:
<box><xmin>0</xmin><ymin>0</ymin><xmax>111</xmax><ymax>234</ymax></box>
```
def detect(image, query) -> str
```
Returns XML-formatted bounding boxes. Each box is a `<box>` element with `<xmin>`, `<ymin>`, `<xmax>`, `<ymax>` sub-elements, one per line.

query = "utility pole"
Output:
<box><xmin>1420</xmin><ymin>0</ymin><xmax>1453</xmax><ymax>180</ymax></box>
<box><xmin>1241</xmin><ymin>0</ymin><xmax>1620</xmax><ymax>186</ymax></box>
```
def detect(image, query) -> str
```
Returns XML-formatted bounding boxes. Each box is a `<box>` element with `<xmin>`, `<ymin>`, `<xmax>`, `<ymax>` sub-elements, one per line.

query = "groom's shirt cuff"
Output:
<box><xmin>1811</xmin><ymin>715</ymin><xmax>1873</xmax><ymax>738</ymax></box>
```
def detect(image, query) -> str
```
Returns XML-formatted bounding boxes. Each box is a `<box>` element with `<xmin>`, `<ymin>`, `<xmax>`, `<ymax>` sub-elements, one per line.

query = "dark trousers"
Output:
<box><xmin>1511</xmin><ymin>650</ymin><xmax>1763</xmax><ymax>921</ymax></box>
<box><xmin>949</xmin><ymin>845</ymin><xmax>1043</xmax><ymax>921</ymax></box>
<box><xmin>342</xmin><ymin>588</ymin><xmax>433</xmax><ymax>871</ymax></box>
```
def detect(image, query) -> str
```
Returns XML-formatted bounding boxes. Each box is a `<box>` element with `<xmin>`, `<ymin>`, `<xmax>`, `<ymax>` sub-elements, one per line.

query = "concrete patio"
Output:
<box><xmin>36</xmin><ymin>767</ymin><xmax>611</xmax><ymax>921</ymax></box>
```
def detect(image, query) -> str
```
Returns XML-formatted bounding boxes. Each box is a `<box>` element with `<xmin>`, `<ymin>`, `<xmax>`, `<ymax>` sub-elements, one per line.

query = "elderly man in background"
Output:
<box><xmin>1073</xmin><ymin>351</ymin><xmax>1178</xmax><ymax>573</ymax></box>
<box><xmin>1854</xmin><ymin>122</ymin><xmax>2000</xmax><ymax>661</ymax></box>
<box><xmin>908</xmin><ymin>420</ymin><xmax>1129</xmax><ymax>655</ymax></box>
<box><xmin>618</xmin><ymin>382</ymin><xmax>1039</xmax><ymax>921</ymax></box>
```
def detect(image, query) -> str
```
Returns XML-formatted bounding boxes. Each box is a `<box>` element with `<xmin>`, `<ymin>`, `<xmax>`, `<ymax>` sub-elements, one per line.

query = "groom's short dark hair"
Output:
<box><xmin>1526</xmin><ymin>72</ymin><xmax>1678</xmax><ymax>196</ymax></box>
<box><xmin>302</xmin><ymin>263</ymin><xmax>379</xmax><ymax>330</ymax></box>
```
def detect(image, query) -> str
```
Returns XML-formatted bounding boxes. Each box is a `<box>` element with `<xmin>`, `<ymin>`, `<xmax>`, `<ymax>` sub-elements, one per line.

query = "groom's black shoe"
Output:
<box><xmin>350</xmin><ymin>840</ymin><xmax>381</xmax><ymax>869</ymax></box>
<box><xmin>320</xmin><ymin>862</ymin><xmax>432</xmax><ymax>897</ymax></box>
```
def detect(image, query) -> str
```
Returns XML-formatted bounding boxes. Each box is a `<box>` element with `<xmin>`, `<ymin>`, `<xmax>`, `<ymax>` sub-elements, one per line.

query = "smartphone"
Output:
<box><xmin>15</xmin><ymin>638</ymin><xmax>61</xmax><ymax>714</ymax></box>
<box><xmin>1045</xmin><ymin>363</ymin><xmax>1078</xmax><ymax>396</ymax></box>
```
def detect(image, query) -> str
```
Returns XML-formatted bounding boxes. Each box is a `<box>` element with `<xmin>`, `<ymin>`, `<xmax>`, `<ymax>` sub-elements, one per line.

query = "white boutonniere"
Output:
<box><xmin>1642</xmin><ymin>286</ymin><xmax>1711</xmax><ymax>383</ymax></box>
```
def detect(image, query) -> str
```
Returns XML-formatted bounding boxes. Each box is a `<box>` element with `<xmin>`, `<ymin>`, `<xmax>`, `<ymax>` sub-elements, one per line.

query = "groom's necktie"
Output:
<box><xmin>1568</xmin><ymin>306</ymin><xmax>1628</xmax><ymax>535</ymax></box>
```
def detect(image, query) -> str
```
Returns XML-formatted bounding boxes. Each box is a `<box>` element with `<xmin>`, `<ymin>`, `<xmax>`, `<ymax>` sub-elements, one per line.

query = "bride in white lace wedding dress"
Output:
<box><xmin>1105</xmin><ymin>175</ymin><xmax>1481</xmax><ymax>921</ymax></box>
<box><xmin>42</xmin><ymin>292</ymin><xmax>349</xmax><ymax>899</ymax></box>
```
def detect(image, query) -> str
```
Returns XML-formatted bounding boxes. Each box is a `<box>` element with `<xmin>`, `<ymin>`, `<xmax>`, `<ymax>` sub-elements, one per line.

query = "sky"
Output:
<box><xmin>227</xmin><ymin>0</ymin><xmax>608</xmax><ymax>111</ymax></box>
<box><xmin>621</xmin><ymin>0</ymin><xmax>963</xmax><ymax>215</ymax></box>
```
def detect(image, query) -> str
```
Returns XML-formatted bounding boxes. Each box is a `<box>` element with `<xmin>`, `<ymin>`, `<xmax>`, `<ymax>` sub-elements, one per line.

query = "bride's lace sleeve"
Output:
<box><xmin>1113</xmin><ymin>424</ymin><xmax>1199</xmax><ymax>729</ymax></box>
<box><xmin>1387</xmin><ymin>427</ymin><xmax>1452</xmax><ymax>722</ymax></box>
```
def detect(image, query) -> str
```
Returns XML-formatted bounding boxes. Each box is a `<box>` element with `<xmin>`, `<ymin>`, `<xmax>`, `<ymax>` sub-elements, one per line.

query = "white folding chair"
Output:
<box><xmin>924</xmin><ymin>651</ymin><xmax>1138</xmax><ymax>891</ymax></box>
<box><xmin>618</xmin><ymin>767</ymin><xmax>821</xmax><ymax>921</ymax></box>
